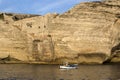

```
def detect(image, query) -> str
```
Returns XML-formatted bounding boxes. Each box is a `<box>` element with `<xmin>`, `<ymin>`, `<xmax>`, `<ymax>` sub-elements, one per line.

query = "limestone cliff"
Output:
<box><xmin>0</xmin><ymin>0</ymin><xmax>120</xmax><ymax>64</ymax></box>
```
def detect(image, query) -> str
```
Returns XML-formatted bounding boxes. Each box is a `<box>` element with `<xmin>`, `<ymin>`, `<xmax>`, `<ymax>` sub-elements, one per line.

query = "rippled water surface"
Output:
<box><xmin>0</xmin><ymin>64</ymin><xmax>120</xmax><ymax>80</ymax></box>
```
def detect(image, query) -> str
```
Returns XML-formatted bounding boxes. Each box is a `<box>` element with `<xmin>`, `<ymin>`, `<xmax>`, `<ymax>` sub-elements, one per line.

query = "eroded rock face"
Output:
<box><xmin>0</xmin><ymin>0</ymin><xmax>120</xmax><ymax>64</ymax></box>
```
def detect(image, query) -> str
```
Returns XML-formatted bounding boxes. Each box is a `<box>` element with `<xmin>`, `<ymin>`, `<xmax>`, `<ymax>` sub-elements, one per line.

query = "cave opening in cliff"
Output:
<box><xmin>26</xmin><ymin>22</ymin><xmax>32</xmax><ymax>28</ymax></box>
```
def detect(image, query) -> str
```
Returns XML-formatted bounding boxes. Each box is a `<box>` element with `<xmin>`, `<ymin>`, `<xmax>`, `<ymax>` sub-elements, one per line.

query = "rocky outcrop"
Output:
<box><xmin>0</xmin><ymin>13</ymin><xmax>39</xmax><ymax>21</ymax></box>
<box><xmin>0</xmin><ymin>0</ymin><xmax>120</xmax><ymax>64</ymax></box>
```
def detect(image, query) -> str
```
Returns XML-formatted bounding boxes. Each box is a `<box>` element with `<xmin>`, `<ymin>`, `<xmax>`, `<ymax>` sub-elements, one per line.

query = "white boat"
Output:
<box><xmin>60</xmin><ymin>64</ymin><xmax>78</xmax><ymax>69</ymax></box>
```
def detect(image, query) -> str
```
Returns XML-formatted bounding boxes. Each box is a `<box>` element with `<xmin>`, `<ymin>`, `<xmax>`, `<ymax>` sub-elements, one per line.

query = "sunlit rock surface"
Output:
<box><xmin>0</xmin><ymin>0</ymin><xmax>120</xmax><ymax>64</ymax></box>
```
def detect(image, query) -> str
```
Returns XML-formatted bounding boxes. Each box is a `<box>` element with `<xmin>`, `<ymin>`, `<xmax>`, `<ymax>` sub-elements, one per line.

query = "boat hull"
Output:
<box><xmin>60</xmin><ymin>66</ymin><xmax>77</xmax><ymax>69</ymax></box>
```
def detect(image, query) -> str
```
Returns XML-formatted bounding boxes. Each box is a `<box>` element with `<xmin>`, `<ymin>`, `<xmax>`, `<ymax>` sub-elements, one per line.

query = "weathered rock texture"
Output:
<box><xmin>0</xmin><ymin>0</ymin><xmax>120</xmax><ymax>64</ymax></box>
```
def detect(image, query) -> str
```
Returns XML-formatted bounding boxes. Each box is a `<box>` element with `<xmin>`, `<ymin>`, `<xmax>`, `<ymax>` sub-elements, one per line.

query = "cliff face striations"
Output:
<box><xmin>0</xmin><ymin>0</ymin><xmax>120</xmax><ymax>64</ymax></box>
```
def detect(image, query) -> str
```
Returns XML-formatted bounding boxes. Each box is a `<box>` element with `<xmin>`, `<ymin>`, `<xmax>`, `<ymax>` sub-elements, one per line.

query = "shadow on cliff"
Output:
<box><xmin>103</xmin><ymin>43</ymin><xmax>120</xmax><ymax>64</ymax></box>
<box><xmin>0</xmin><ymin>55</ymin><xmax>21</xmax><ymax>63</ymax></box>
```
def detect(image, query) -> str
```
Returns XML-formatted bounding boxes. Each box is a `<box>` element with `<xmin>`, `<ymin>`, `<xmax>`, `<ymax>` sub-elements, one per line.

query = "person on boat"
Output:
<box><xmin>65</xmin><ymin>62</ymin><xmax>68</xmax><ymax>66</ymax></box>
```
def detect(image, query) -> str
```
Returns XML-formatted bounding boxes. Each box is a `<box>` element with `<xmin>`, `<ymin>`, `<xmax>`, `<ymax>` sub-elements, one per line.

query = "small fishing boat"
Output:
<box><xmin>60</xmin><ymin>62</ymin><xmax>78</xmax><ymax>69</ymax></box>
